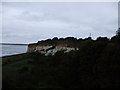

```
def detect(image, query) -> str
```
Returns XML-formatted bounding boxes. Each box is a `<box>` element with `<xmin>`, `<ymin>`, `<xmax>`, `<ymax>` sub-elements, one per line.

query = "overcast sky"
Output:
<box><xmin>2</xmin><ymin>2</ymin><xmax>118</xmax><ymax>44</ymax></box>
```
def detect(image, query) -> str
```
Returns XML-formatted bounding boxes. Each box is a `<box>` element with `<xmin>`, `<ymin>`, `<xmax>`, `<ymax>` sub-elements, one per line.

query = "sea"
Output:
<box><xmin>0</xmin><ymin>45</ymin><xmax>28</xmax><ymax>57</ymax></box>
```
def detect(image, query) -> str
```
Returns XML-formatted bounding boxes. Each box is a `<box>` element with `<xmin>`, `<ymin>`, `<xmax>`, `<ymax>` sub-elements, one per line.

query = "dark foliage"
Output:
<box><xmin>2</xmin><ymin>29</ymin><xmax>120</xmax><ymax>88</ymax></box>
<box><xmin>116</xmin><ymin>28</ymin><xmax>120</xmax><ymax>43</ymax></box>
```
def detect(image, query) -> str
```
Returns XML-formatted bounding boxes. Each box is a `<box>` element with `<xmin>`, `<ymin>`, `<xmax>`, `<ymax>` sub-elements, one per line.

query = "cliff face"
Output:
<box><xmin>27</xmin><ymin>42</ymin><xmax>79</xmax><ymax>56</ymax></box>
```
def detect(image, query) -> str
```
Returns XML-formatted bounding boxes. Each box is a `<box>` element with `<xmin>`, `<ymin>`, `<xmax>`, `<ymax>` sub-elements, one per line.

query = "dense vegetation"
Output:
<box><xmin>2</xmin><ymin>29</ymin><xmax>120</xmax><ymax>88</ymax></box>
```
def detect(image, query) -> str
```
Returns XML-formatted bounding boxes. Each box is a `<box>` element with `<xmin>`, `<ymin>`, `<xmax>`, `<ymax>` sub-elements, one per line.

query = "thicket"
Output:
<box><xmin>2</xmin><ymin>29</ymin><xmax>120</xmax><ymax>88</ymax></box>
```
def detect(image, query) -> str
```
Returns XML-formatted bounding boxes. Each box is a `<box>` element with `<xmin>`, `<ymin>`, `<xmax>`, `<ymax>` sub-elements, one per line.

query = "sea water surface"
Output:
<box><xmin>0</xmin><ymin>45</ymin><xmax>28</xmax><ymax>57</ymax></box>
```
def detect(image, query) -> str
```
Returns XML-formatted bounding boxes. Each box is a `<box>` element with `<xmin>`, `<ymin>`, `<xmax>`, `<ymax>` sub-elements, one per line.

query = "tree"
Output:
<box><xmin>52</xmin><ymin>37</ymin><xmax>58</xmax><ymax>44</ymax></box>
<box><xmin>116</xmin><ymin>28</ymin><xmax>120</xmax><ymax>36</ymax></box>
<box><xmin>110</xmin><ymin>36</ymin><xmax>117</xmax><ymax>43</ymax></box>
<box><xmin>52</xmin><ymin>37</ymin><xmax>58</xmax><ymax>41</ymax></box>
<box><xmin>116</xmin><ymin>28</ymin><xmax>120</xmax><ymax>43</ymax></box>
<box><xmin>110</xmin><ymin>28</ymin><xmax>120</xmax><ymax>43</ymax></box>
<box><xmin>96</xmin><ymin>37</ymin><xmax>109</xmax><ymax>42</ymax></box>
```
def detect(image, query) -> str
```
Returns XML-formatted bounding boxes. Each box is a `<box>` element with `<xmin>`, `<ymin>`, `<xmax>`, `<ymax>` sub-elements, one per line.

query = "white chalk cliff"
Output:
<box><xmin>27</xmin><ymin>42</ymin><xmax>79</xmax><ymax>56</ymax></box>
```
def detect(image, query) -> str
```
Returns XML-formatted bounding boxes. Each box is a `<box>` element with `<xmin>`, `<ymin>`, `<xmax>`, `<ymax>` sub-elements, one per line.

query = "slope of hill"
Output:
<box><xmin>27</xmin><ymin>37</ymin><xmax>79</xmax><ymax>56</ymax></box>
<box><xmin>2</xmin><ymin>29</ymin><xmax>120</xmax><ymax>88</ymax></box>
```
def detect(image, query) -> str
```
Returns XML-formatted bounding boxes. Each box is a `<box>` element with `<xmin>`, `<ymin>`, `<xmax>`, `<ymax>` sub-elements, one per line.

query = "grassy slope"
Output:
<box><xmin>2</xmin><ymin>39</ymin><xmax>120</xmax><ymax>88</ymax></box>
<box><xmin>2</xmin><ymin>53</ymin><xmax>34</xmax><ymax>88</ymax></box>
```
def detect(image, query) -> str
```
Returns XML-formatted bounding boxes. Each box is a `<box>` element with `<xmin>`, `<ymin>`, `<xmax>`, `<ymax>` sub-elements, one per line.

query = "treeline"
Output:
<box><xmin>36</xmin><ymin>28</ymin><xmax>120</xmax><ymax>47</ymax></box>
<box><xmin>3</xmin><ymin>28</ymin><xmax>120</xmax><ymax>88</ymax></box>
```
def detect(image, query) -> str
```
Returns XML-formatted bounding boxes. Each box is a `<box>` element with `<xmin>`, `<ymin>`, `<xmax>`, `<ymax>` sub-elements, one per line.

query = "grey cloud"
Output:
<box><xmin>2</xmin><ymin>2</ymin><xmax>118</xmax><ymax>44</ymax></box>
<box><xmin>17</xmin><ymin>11</ymin><xmax>45</xmax><ymax>21</ymax></box>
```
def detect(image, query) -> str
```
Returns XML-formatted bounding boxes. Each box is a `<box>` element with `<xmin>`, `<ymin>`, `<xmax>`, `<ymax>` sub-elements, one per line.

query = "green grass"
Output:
<box><xmin>2</xmin><ymin>38</ymin><xmax>120</xmax><ymax>88</ymax></box>
<box><xmin>3</xmin><ymin>58</ymin><xmax>32</xmax><ymax>76</ymax></box>
<box><xmin>2</xmin><ymin>53</ymin><xmax>36</xmax><ymax>88</ymax></box>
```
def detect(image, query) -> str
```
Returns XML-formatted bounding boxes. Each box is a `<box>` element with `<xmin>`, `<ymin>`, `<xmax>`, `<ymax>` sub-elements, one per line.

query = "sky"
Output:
<box><xmin>2</xmin><ymin>2</ymin><xmax>118</xmax><ymax>44</ymax></box>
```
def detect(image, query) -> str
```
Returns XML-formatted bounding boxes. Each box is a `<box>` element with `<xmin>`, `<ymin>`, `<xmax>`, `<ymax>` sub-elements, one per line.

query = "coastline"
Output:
<box><xmin>0</xmin><ymin>43</ymin><xmax>28</xmax><ymax>46</ymax></box>
<box><xmin>1</xmin><ymin>53</ymin><xmax>27</xmax><ymax>58</ymax></box>
<box><xmin>1</xmin><ymin>44</ymin><xmax>28</xmax><ymax>58</ymax></box>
